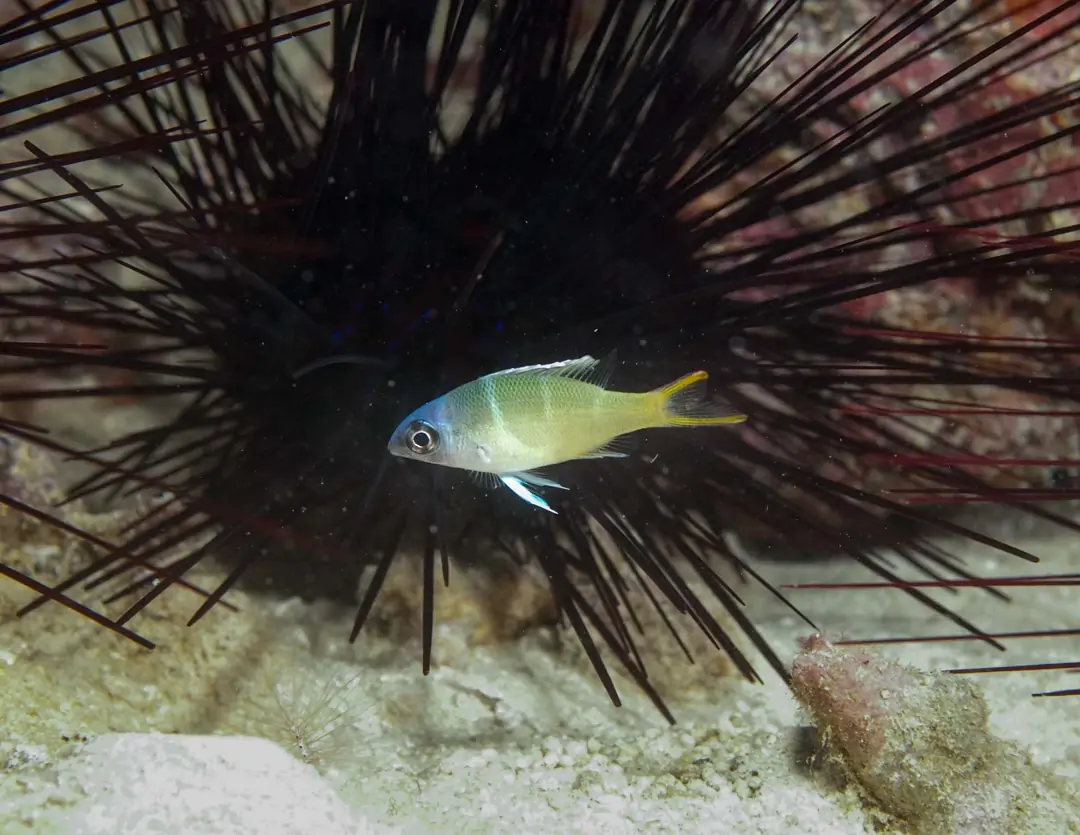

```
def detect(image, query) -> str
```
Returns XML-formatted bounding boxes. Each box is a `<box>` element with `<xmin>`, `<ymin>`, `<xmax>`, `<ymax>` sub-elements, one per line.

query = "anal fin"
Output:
<box><xmin>578</xmin><ymin>435</ymin><xmax>635</xmax><ymax>460</ymax></box>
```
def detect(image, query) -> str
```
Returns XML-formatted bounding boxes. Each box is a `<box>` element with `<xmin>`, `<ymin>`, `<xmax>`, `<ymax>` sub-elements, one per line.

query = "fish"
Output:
<box><xmin>386</xmin><ymin>354</ymin><xmax>747</xmax><ymax>513</ymax></box>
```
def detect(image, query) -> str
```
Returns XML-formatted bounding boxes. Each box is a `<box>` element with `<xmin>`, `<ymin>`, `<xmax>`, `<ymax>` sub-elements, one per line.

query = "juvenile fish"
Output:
<box><xmin>386</xmin><ymin>355</ymin><xmax>746</xmax><ymax>513</ymax></box>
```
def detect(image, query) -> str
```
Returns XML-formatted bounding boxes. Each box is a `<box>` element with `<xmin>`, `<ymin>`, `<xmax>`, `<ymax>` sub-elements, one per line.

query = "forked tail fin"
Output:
<box><xmin>652</xmin><ymin>371</ymin><xmax>747</xmax><ymax>427</ymax></box>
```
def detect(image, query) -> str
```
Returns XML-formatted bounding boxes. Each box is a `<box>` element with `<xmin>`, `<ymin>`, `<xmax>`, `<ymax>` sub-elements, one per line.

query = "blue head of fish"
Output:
<box><xmin>386</xmin><ymin>394</ymin><xmax>461</xmax><ymax>469</ymax></box>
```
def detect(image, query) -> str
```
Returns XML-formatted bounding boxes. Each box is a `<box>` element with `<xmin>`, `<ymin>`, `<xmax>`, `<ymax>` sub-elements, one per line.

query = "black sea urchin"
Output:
<box><xmin>2</xmin><ymin>0</ymin><xmax>1080</xmax><ymax>720</ymax></box>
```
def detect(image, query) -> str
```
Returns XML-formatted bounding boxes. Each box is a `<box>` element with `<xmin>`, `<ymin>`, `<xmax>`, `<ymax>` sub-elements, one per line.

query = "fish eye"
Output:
<box><xmin>405</xmin><ymin>420</ymin><xmax>440</xmax><ymax>455</ymax></box>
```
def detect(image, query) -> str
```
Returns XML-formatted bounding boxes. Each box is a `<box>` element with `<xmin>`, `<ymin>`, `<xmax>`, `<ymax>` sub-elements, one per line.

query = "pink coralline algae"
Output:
<box><xmin>791</xmin><ymin>635</ymin><xmax>1080</xmax><ymax>834</ymax></box>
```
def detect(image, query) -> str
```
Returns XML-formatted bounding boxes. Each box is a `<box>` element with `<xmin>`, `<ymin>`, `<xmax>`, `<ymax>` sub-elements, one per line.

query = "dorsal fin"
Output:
<box><xmin>486</xmin><ymin>351</ymin><xmax>616</xmax><ymax>388</ymax></box>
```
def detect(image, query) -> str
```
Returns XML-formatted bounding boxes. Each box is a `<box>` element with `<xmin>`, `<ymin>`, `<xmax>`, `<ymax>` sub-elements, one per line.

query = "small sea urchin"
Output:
<box><xmin>1</xmin><ymin>0</ymin><xmax>1079</xmax><ymax>719</ymax></box>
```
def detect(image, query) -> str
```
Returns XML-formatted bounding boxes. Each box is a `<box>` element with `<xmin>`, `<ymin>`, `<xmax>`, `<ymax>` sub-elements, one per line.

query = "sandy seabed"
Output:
<box><xmin>2</xmin><ymin>512</ymin><xmax>1078</xmax><ymax>835</ymax></box>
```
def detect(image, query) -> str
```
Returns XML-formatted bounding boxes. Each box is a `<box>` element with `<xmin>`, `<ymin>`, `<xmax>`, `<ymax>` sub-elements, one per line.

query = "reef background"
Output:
<box><xmin>2</xmin><ymin>1</ymin><xmax>1080</xmax><ymax>832</ymax></box>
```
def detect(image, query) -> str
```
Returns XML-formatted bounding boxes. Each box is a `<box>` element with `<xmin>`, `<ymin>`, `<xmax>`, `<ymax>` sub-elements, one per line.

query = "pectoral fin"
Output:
<box><xmin>469</xmin><ymin>470</ymin><xmax>501</xmax><ymax>490</ymax></box>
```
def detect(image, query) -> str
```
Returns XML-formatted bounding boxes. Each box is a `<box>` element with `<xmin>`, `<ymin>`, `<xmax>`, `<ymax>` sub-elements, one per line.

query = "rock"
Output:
<box><xmin>791</xmin><ymin>635</ymin><xmax>1080</xmax><ymax>834</ymax></box>
<box><xmin>0</xmin><ymin>733</ymin><xmax>381</xmax><ymax>835</ymax></box>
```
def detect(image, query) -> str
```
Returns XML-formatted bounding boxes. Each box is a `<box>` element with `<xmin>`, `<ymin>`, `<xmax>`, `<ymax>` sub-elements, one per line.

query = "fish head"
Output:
<box><xmin>386</xmin><ymin>395</ymin><xmax>461</xmax><ymax>468</ymax></box>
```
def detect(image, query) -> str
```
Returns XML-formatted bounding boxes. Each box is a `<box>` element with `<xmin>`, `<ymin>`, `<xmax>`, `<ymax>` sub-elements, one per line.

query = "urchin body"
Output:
<box><xmin>0</xmin><ymin>0</ymin><xmax>1078</xmax><ymax>718</ymax></box>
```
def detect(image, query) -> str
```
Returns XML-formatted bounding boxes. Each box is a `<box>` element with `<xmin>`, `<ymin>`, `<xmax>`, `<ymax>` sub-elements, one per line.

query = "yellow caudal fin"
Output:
<box><xmin>651</xmin><ymin>371</ymin><xmax>747</xmax><ymax>427</ymax></box>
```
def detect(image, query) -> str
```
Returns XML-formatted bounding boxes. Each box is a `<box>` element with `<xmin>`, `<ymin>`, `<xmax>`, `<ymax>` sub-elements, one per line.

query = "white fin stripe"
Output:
<box><xmin>500</xmin><ymin>476</ymin><xmax>558</xmax><ymax>514</ymax></box>
<box><xmin>484</xmin><ymin>355</ymin><xmax>598</xmax><ymax>382</ymax></box>
<box><xmin>512</xmin><ymin>470</ymin><xmax>568</xmax><ymax>489</ymax></box>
